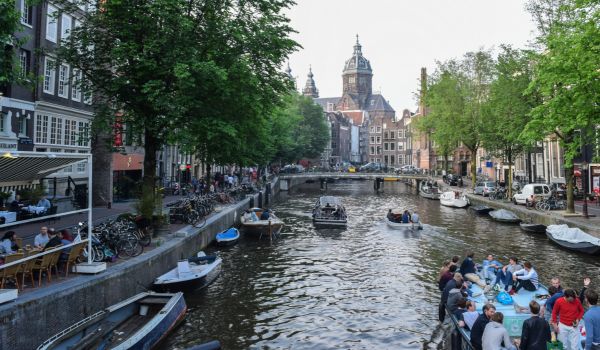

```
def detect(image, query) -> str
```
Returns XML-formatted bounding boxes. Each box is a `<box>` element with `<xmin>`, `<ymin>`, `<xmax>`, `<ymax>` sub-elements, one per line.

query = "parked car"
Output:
<box><xmin>396</xmin><ymin>165</ymin><xmax>417</xmax><ymax>174</ymax></box>
<box><xmin>474</xmin><ymin>181</ymin><xmax>496</xmax><ymax>196</ymax></box>
<box><xmin>359</xmin><ymin>162</ymin><xmax>384</xmax><ymax>172</ymax></box>
<box><xmin>512</xmin><ymin>184</ymin><xmax>552</xmax><ymax>205</ymax></box>
<box><xmin>444</xmin><ymin>174</ymin><xmax>460</xmax><ymax>186</ymax></box>
<box><xmin>281</xmin><ymin>164</ymin><xmax>305</xmax><ymax>174</ymax></box>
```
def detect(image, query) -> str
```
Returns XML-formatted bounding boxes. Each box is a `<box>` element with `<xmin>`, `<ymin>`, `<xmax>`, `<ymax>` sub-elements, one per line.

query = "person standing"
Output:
<box><xmin>470</xmin><ymin>303</ymin><xmax>496</xmax><ymax>350</ymax></box>
<box><xmin>518</xmin><ymin>300</ymin><xmax>551</xmax><ymax>350</ymax></box>
<box><xmin>583</xmin><ymin>289</ymin><xmax>600</xmax><ymax>350</ymax></box>
<box><xmin>551</xmin><ymin>289</ymin><xmax>585</xmax><ymax>350</ymax></box>
<box><xmin>482</xmin><ymin>312</ymin><xmax>516</xmax><ymax>350</ymax></box>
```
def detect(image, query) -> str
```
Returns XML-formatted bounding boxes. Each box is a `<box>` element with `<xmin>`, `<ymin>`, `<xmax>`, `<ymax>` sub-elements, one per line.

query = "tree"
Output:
<box><xmin>424</xmin><ymin>50</ymin><xmax>496</xmax><ymax>187</ymax></box>
<box><xmin>522</xmin><ymin>0</ymin><xmax>600</xmax><ymax>213</ymax></box>
<box><xmin>482</xmin><ymin>46</ymin><xmax>539</xmax><ymax>198</ymax></box>
<box><xmin>0</xmin><ymin>0</ymin><xmax>28</xmax><ymax>87</ymax></box>
<box><xmin>55</xmin><ymin>0</ymin><xmax>299</xmax><ymax>218</ymax></box>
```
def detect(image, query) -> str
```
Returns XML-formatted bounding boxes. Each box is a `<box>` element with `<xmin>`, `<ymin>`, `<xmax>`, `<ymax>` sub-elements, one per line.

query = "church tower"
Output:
<box><xmin>302</xmin><ymin>66</ymin><xmax>319</xmax><ymax>98</ymax></box>
<box><xmin>341</xmin><ymin>35</ymin><xmax>372</xmax><ymax>109</ymax></box>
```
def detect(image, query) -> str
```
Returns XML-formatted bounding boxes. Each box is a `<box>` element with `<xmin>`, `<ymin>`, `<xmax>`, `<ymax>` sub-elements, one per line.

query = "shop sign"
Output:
<box><xmin>0</xmin><ymin>141</ymin><xmax>18</xmax><ymax>151</ymax></box>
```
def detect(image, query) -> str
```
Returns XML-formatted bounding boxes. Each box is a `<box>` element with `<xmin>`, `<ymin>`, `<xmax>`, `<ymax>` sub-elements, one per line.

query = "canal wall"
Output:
<box><xmin>0</xmin><ymin>180</ymin><xmax>279</xmax><ymax>350</ymax></box>
<box><xmin>466</xmin><ymin>194</ymin><xmax>600</xmax><ymax>237</ymax></box>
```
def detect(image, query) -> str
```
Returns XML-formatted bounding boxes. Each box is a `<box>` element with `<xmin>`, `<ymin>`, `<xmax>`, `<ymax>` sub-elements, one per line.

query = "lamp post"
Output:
<box><xmin>583</xmin><ymin>161</ymin><xmax>589</xmax><ymax>218</ymax></box>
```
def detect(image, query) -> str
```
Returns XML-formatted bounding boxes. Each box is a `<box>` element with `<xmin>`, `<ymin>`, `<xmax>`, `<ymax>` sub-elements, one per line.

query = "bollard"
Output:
<box><xmin>265</xmin><ymin>182</ymin><xmax>271</xmax><ymax>205</ymax></box>
<box><xmin>258</xmin><ymin>191</ymin><xmax>263</xmax><ymax>208</ymax></box>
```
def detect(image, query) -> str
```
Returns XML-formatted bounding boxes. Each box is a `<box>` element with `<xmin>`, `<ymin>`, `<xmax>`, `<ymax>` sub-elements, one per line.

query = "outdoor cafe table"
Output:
<box><xmin>0</xmin><ymin>211</ymin><xmax>16</xmax><ymax>223</ymax></box>
<box><xmin>23</xmin><ymin>206</ymin><xmax>47</xmax><ymax>215</ymax></box>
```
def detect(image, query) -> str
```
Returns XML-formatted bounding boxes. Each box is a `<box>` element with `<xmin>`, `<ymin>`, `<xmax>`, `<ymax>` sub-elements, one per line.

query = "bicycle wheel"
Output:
<box><xmin>117</xmin><ymin>238</ymin><xmax>142</xmax><ymax>257</ymax></box>
<box><xmin>137</xmin><ymin>229</ymin><xmax>152</xmax><ymax>247</ymax></box>
<box><xmin>92</xmin><ymin>245</ymin><xmax>105</xmax><ymax>262</ymax></box>
<box><xmin>187</xmin><ymin>210</ymin><xmax>200</xmax><ymax>225</ymax></box>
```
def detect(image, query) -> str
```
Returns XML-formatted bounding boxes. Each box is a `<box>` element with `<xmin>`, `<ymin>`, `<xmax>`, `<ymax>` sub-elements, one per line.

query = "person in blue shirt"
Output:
<box><xmin>36</xmin><ymin>195</ymin><xmax>52</xmax><ymax>210</ymax></box>
<box><xmin>0</xmin><ymin>231</ymin><xmax>19</xmax><ymax>254</ymax></box>
<box><xmin>544</xmin><ymin>286</ymin><xmax>564</xmax><ymax>321</ymax></box>
<box><xmin>583</xmin><ymin>289</ymin><xmax>600</xmax><ymax>350</ymax></box>
<box><xmin>401</xmin><ymin>210</ymin><xmax>410</xmax><ymax>223</ymax></box>
<box><xmin>260</xmin><ymin>209</ymin><xmax>270</xmax><ymax>220</ymax></box>
<box><xmin>482</xmin><ymin>254</ymin><xmax>502</xmax><ymax>282</ymax></box>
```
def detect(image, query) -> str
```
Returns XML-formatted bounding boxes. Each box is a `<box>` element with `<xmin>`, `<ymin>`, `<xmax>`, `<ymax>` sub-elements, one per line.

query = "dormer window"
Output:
<box><xmin>370</xmin><ymin>100</ymin><xmax>375</xmax><ymax>106</ymax></box>
<box><xmin>327</xmin><ymin>103</ymin><xmax>334</xmax><ymax>112</ymax></box>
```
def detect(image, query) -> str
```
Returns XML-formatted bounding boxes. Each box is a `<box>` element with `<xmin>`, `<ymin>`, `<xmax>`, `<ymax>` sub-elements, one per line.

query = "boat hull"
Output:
<box><xmin>153</xmin><ymin>258</ymin><xmax>222</xmax><ymax>293</ymax></box>
<box><xmin>419</xmin><ymin>190</ymin><xmax>440</xmax><ymax>200</ymax></box>
<box><xmin>519</xmin><ymin>223</ymin><xmax>546</xmax><ymax>233</ymax></box>
<box><xmin>440</xmin><ymin>199</ymin><xmax>469</xmax><ymax>208</ymax></box>
<box><xmin>313</xmin><ymin>218</ymin><xmax>347</xmax><ymax>227</ymax></box>
<box><xmin>470</xmin><ymin>205</ymin><xmax>494</xmax><ymax>215</ymax></box>
<box><xmin>216</xmin><ymin>228</ymin><xmax>240</xmax><ymax>246</ymax></box>
<box><xmin>385</xmin><ymin>218</ymin><xmax>423</xmax><ymax>230</ymax></box>
<box><xmin>241</xmin><ymin>221</ymin><xmax>284</xmax><ymax>236</ymax></box>
<box><xmin>546</xmin><ymin>231</ymin><xmax>600</xmax><ymax>255</ymax></box>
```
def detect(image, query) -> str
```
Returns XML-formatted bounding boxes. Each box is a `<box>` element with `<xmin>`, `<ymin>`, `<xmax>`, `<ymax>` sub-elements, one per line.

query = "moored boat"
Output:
<box><xmin>37</xmin><ymin>292</ymin><xmax>186</xmax><ymax>350</ymax></box>
<box><xmin>489</xmin><ymin>209</ymin><xmax>521</xmax><ymax>223</ymax></box>
<box><xmin>153</xmin><ymin>252</ymin><xmax>222</xmax><ymax>292</ymax></box>
<box><xmin>546</xmin><ymin>224</ymin><xmax>600</xmax><ymax>255</ymax></box>
<box><xmin>470</xmin><ymin>205</ymin><xmax>494</xmax><ymax>215</ymax></box>
<box><xmin>419</xmin><ymin>180</ymin><xmax>440</xmax><ymax>200</ymax></box>
<box><xmin>519</xmin><ymin>222</ymin><xmax>546</xmax><ymax>233</ymax></box>
<box><xmin>439</xmin><ymin>191</ymin><xmax>469</xmax><ymax>208</ymax></box>
<box><xmin>312</xmin><ymin>196</ymin><xmax>347</xmax><ymax>227</ymax></box>
<box><xmin>215</xmin><ymin>228</ymin><xmax>240</xmax><ymax>246</ymax></box>
<box><xmin>240</xmin><ymin>208</ymin><xmax>284</xmax><ymax>238</ymax></box>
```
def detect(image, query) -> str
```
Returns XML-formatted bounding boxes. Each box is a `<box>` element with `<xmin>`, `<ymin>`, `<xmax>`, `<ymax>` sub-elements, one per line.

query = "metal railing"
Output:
<box><xmin>0</xmin><ymin>239</ymin><xmax>89</xmax><ymax>272</ymax></box>
<box><xmin>0</xmin><ymin>208</ymin><xmax>89</xmax><ymax>229</ymax></box>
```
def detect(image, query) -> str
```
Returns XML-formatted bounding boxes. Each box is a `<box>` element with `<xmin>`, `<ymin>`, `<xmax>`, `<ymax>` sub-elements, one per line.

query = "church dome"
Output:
<box><xmin>343</xmin><ymin>35</ymin><xmax>372</xmax><ymax>74</ymax></box>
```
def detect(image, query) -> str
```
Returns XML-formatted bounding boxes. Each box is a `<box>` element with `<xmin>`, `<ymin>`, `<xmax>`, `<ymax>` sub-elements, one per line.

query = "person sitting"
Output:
<box><xmin>44</xmin><ymin>228</ymin><xmax>62</xmax><ymax>250</ymax></box>
<box><xmin>460</xmin><ymin>252</ymin><xmax>487</xmax><ymax>289</ymax></box>
<box><xmin>482</xmin><ymin>312</ymin><xmax>517</xmax><ymax>350</ymax></box>
<box><xmin>551</xmin><ymin>277</ymin><xmax>563</xmax><ymax>293</ymax></box>
<box><xmin>387</xmin><ymin>209</ymin><xmax>394</xmax><ymax>221</ymax></box>
<box><xmin>440</xmin><ymin>272</ymin><xmax>463</xmax><ymax>322</ymax></box>
<box><xmin>439</xmin><ymin>264</ymin><xmax>458</xmax><ymax>291</ymax></box>
<box><xmin>512</xmin><ymin>261</ymin><xmax>539</xmax><ymax>294</ymax></box>
<box><xmin>61</xmin><ymin>229</ymin><xmax>74</xmax><ymax>243</ymax></box>
<box><xmin>0</xmin><ymin>231</ymin><xmax>19</xmax><ymax>255</ymax></box>
<box><xmin>411</xmin><ymin>211</ymin><xmax>420</xmax><ymax>224</ymax></box>
<box><xmin>447</xmin><ymin>283</ymin><xmax>469</xmax><ymax>316</ymax></box>
<box><xmin>494</xmin><ymin>257</ymin><xmax>521</xmax><ymax>291</ymax></box>
<box><xmin>9</xmin><ymin>194</ymin><xmax>24</xmax><ymax>212</ymax></box>
<box><xmin>260</xmin><ymin>209</ymin><xmax>270</xmax><ymax>220</ymax></box>
<box><xmin>401</xmin><ymin>210</ymin><xmax>410</xmax><ymax>223</ymax></box>
<box><xmin>470</xmin><ymin>303</ymin><xmax>496</xmax><ymax>350</ymax></box>
<box><xmin>482</xmin><ymin>254</ymin><xmax>502</xmax><ymax>282</ymax></box>
<box><xmin>517</xmin><ymin>300</ymin><xmax>551</xmax><ymax>350</ymax></box>
<box><xmin>36</xmin><ymin>195</ymin><xmax>51</xmax><ymax>210</ymax></box>
<box><xmin>460</xmin><ymin>301</ymin><xmax>479</xmax><ymax>331</ymax></box>
<box><xmin>34</xmin><ymin>226</ymin><xmax>50</xmax><ymax>249</ymax></box>
<box><xmin>453</xmin><ymin>297</ymin><xmax>468</xmax><ymax>321</ymax></box>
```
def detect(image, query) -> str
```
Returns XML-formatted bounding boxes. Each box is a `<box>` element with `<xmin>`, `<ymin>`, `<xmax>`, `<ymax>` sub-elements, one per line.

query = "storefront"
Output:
<box><xmin>112</xmin><ymin>153</ymin><xmax>144</xmax><ymax>201</ymax></box>
<box><xmin>590</xmin><ymin>164</ymin><xmax>600</xmax><ymax>195</ymax></box>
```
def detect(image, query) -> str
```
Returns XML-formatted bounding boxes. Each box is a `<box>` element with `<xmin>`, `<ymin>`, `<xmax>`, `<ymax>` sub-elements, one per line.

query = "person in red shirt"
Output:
<box><xmin>551</xmin><ymin>289</ymin><xmax>585</xmax><ymax>350</ymax></box>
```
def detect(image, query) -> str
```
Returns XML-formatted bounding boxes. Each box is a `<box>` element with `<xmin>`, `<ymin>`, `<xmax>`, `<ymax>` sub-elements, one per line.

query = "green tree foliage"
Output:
<box><xmin>0</xmin><ymin>0</ymin><xmax>27</xmax><ymax>87</ymax></box>
<box><xmin>423</xmin><ymin>50</ymin><xmax>495</xmax><ymax>187</ymax></box>
<box><xmin>522</xmin><ymin>0</ymin><xmax>599</xmax><ymax>212</ymax></box>
<box><xmin>482</xmin><ymin>46</ymin><xmax>539</xmax><ymax>198</ymax></box>
<box><xmin>54</xmin><ymin>0</ymin><xmax>298</xmax><ymax>218</ymax></box>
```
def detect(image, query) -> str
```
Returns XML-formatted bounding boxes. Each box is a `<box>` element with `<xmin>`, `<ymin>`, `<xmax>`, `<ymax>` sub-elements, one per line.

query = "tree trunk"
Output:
<box><xmin>470</xmin><ymin>148</ymin><xmax>478</xmax><ymax>188</ymax></box>
<box><xmin>91</xmin><ymin>128</ymin><xmax>113</xmax><ymax>207</ymax></box>
<box><xmin>507</xmin><ymin>148</ymin><xmax>513</xmax><ymax>199</ymax></box>
<box><xmin>565</xmin><ymin>167</ymin><xmax>575</xmax><ymax>213</ymax></box>
<box><xmin>140</xmin><ymin>129</ymin><xmax>159</xmax><ymax>219</ymax></box>
<box><xmin>205</xmin><ymin>162</ymin><xmax>211</xmax><ymax>186</ymax></box>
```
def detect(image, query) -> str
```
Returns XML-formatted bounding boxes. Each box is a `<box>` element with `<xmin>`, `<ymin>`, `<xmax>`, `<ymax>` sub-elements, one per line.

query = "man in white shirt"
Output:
<box><xmin>34</xmin><ymin>226</ymin><xmax>50</xmax><ymax>249</ymax></box>
<box><xmin>411</xmin><ymin>212</ymin><xmax>420</xmax><ymax>224</ymax></box>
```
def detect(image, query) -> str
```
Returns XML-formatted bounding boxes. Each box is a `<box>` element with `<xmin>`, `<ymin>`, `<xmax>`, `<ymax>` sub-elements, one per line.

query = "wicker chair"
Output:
<box><xmin>19</xmin><ymin>257</ymin><xmax>37</xmax><ymax>289</ymax></box>
<box><xmin>0</xmin><ymin>253</ymin><xmax>24</xmax><ymax>289</ymax></box>
<box><xmin>32</xmin><ymin>250</ymin><xmax>61</xmax><ymax>286</ymax></box>
<box><xmin>64</xmin><ymin>242</ymin><xmax>86</xmax><ymax>277</ymax></box>
<box><xmin>48</xmin><ymin>246</ymin><xmax>63</xmax><ymax>277</ymax></box>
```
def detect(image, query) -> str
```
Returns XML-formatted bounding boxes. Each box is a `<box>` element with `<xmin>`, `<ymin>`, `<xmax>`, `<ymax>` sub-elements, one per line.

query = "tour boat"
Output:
<box><xmin>215</xmin><ymin>227</ymin><xmax>240</xmax><ymax>246</ymax></box>
<box><xmin>470</xmin><ymin>205</ymin><xmax>494</xmax><ymax>215</ymax></box>
<box><xmin>519</xmin><ymin>222</ymin><xmax>547</xmax><ymax>234</ymax></box>
<box><xmin>488</xmin><ymin>209</ymin><xmax>521</xmax><ymax>223</ymax></box>
<box><xmin>240</xmin><ymin>207</ymin><xmax>284</xmax><ymax>238</ymax></box>
<box><xmin>37</xmin><ymin>292</ymin><xmax>186</xmax><ymax>350</ymax></box>
<box><xmin>419</xmin><ymin>180</ymin><xmax>440</xmax><ymax>200</ymax></box>
<box><xmin>312</xmin><ymin>196</ymin><xmax>347</xmax><ymax>227</ymax></box>
<box><xmin>153</xmin><ymin>252</ymin><xmax>222</xmax><ymax>292</ymax></box>
<box><xmin>546</xmin><ymin>224</ymin><xmax>600</xmax><ymax>255</ymax></box>
<box><xmin>439</xmin><ymin>191</ymin><xmax>469</xmax><ymax>208</ymax></box>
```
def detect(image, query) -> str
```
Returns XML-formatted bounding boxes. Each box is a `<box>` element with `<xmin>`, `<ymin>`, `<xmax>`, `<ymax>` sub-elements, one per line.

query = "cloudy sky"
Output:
<box><xmin>286</xmin><ymin>0</ymin><xmax>538</xmax><ymax>112</ymax></box>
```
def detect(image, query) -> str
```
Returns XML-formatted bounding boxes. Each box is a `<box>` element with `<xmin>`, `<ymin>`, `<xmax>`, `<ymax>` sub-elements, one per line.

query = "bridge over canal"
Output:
<box><xmin>278</xmin><ymin>172</ymin><xmax>431</xmax><ymax>191</ymax></box>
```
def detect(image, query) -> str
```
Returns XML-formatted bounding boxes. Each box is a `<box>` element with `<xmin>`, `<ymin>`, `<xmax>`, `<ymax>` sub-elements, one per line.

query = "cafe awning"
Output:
<box><xmin>0</xmin><ymin>151</ymin><xmax>89</xmax><ymax>183</ymax></box>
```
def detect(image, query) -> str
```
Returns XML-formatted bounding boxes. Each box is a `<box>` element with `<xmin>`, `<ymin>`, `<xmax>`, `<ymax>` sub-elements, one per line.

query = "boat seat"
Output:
<box><xmin>138</xmin><ymin>298</ymin><xmax>168</xmax><ymax>305</ymax></box>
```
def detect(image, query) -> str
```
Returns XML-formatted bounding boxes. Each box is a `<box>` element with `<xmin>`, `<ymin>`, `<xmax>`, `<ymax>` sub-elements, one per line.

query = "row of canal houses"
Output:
<box><xmin>296</xmin><ymin>39</ymin><xmax>600</xmax><ymax>193</ymax></box>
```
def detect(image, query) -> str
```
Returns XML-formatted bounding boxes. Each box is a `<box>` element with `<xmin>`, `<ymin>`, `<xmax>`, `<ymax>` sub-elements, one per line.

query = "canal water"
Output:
<box><xmin>159</xmin><ymin>180</ymin><xmax>600</xmax><ymax>349</ymax></box>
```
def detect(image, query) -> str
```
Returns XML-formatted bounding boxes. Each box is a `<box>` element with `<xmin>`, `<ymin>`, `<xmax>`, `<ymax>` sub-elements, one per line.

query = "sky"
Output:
<box><xmin>285</xmin><ymin>0</ymin><xmax>538</xmax><ymax>111</ymax></box>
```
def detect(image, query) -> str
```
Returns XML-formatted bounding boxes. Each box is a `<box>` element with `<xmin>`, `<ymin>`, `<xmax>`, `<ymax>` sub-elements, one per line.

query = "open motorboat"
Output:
<box><xmin>215</xmin><ymin>227</ymin><xmax>240</xmax><ymax>246</ymax></box>
<box><xmin>439</xmin><ymin>191</ymin><xmax>469</xmax><ymax>208</ymax></box>
<box><xmin>312</xmin><ymin>196</ymin><xmax>347</xmax><ymax>227</ymax></box>
<box><xmin>153</xmin><ymin>252</ymin><xmax>222</xmax><ymax>292</ymax></box>
<box><xmin>419</xmin><ymin>180</ymin><xmax>440</xmax><ymax>200</ymax></box>
<box><xmin>37</xmin><ymin>292</ymin><xmax>186</xmax><ymax>350</ymax></box>
<box><xmin>240</xmin><ymin>207</ymin><xmax>284</xmax><ymax>238</ymax></box>
<box><xmin>470</xmin><ymin>205</ymin><xmax>494</xmax><ymax>215</ymax></box>
<box><xmin>489</xmin><ymin>209</ymin><xmax>521</xmax><ymax>223</ymax></box>
<box><xmin>385</xmin><ymin>209</ymin><xmax>423</xmax><ymax>230</ymax></box>
<box><xmin>546</xmin><ymin>224</ymin><xmax>600</xmax><ymax>255</ymax></box>
<box><xmin>519</xmin><ymin>222</ymin><xmax>547</xmax><ymax>234</ymax></box>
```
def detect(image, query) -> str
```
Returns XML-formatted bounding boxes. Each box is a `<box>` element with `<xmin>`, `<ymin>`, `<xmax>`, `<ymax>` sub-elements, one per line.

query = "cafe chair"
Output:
<box><xmin>0</xmin><ymin>253</ymin><xmax>24</xmax><ymax>289</ymax></box>
<box><xmin>20</xmin><ymin>257</ymin><xmax>37</xmax><ymax>289</ymax></box>
<box><xmin>64</xmin><ymin>242</ymin><xmax>86</xmax><ymax>277</ymax></box>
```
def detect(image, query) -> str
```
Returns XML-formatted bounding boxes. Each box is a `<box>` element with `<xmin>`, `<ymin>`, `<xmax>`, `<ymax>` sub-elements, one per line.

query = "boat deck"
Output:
<box><xmin>102</xmin><ymin>305</ymin><xmax>163</xmax><ymax>349</ymax></box>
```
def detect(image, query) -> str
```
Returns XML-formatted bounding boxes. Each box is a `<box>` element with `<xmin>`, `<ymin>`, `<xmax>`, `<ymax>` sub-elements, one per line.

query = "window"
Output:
<box><xmin>377</xmin><ymin>146</ymin><xmax>381</xmax><ymax>155</ymax></box>
<box><xmin>384</xmin><ymin>155</ymin><xmax>388</xmax><ymax>164</ymax></box>
<box><xmin>64</xmin><ymin>119</ymin><xmax>71</xmax><ymax>145</ymax></box>
<box><xmin>370</xmin><ymin>100</ymin><xmax>374</xmax><ymax>106</ymax></box>
<box><xmin>384</xmin><ymin>143</ymin><xmax>388</xmax><ymax>151</ymax></box>
<box><xmin>376</xmin><ymin>136</ymin><xmax>381</xmax><ymax>144</ymax></box>
<box><xmin>77</xmin><ymin>151</ymin><xmax>87</xmax><ymax>172</ymax></box>
<box><xmin>349</xmin><ymin>76</ymin><xmax>355</xmax><ymax>84</ymax></box>
<box><xmin>19</xmin><ymin>50</ymin><xmax>30</xmax><ymax>78</ymax></box>
<box><xmin>50</xmin><ymin>117</ymin><xmax>58</xmax><ymax>144</ymax></box>
<box><xmin>83</xmin><ymin>86</ymin><xmax>92</xmax><ymax>105</ymax></box>
<box><xmin>78</xmin><ymin>122</ymin><xmax>89</xmax><ymax>146</ymax></box>
<box><xmin>370</xmin><ymin>136</ymin><xmax>375</xmax><ymax>144</ymax></box>
<box><xmin>71</xmin><ymin>69</ymin><xmax>81</xmax><ymax>101</ymax></box>
<box><xmin>370</xmin><ymin>146</ymin><xmax>375</xmax><ymax>155</ymax></box>
<box><xmin>70</xmin><ymin>120</ymin><xmax>77</xmax><ymax>145</ymax></box>
<box><xmin>370</xmin><ymin>127</ymin><xmax>375</xmax><ymax>133</ymax></box>
<box><xmin>327</xmin><ymin>103</ymin><xmax>334</xmax><ymax>112</ymax></box>
<box><xmin>63</xmin><ymin>149</ymin><xmax>75</xmax><ymax>173</ymax></box>
<box><xmin>376</xmin><ymin>126</ymin><xmax>381</xmax><ymax>133</ymax></box>
<box><xmin>0</xmin><ymin>114</ymin><xmax>5</xmax><ymax>132</ymax></box>
<box><xmin>398</xmin><ymin>142</ymin><xmax>403</xmax><ymax>150</ymax></box>
<box><xmin>35</xmin><ymin>115</ymin><xmax>49</xmax><ymax>144</ymax></box>
<box><xmin>58</xmin><ymin>64</ymin><xmax>69</xmax><ymax>98</ymax></box>
<box><xmin>61</xmin><ymin>14</ymin><xmax>72</xmax><ymax>41</ymax></box>
<box><xmin>390</xmin><ymin>143</ymin><xmax>395</xmax><ymax>151</ymax></box>
<box><xmin>390</xmin><ymin>156</ymin><xmax>395</xmax><ymax>165</ymax></box>
<box><xmin>46</xmin><ymin>5</ymin><xmax>58</xmax><ymax>42</ymax></box>
<box><xmin>43</xmin><ymin>57</ymin><xmax>56</xmax><ymax>94</ymax></box>
<box><xmin>384</xmin><ymin>132</ymin><xmax>388</xmax><ymax>139</ymax></box>
<box><xmin>398</xmin><ymin>155</ymin><xmax>404</xmax><ymax>164</ymax></box>
<box><xmin>18</xmin><ymin>116</ymin><xmax>28</xmax><ymax>136</ymax></box>
<box><xmin>20</xmin><ymin>0</ymin><xmax>32</xmax><ymax>26</ymax></box>
<box><xmin>390</xmin><ymin>132</ymin><xmax>395</xmax><ymax>139</ymax></box>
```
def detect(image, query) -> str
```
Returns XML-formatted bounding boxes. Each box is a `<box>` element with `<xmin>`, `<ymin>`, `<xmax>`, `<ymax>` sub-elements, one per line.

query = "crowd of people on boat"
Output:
<box><xmin>437</xmin><ymin>252</ymin><xmax>600</xmax><ymax>350</ymax></box>
<box><xmin>386</xmin><ymin>209</ymin><xmax>419</xmax><ymax>224</ymax></box>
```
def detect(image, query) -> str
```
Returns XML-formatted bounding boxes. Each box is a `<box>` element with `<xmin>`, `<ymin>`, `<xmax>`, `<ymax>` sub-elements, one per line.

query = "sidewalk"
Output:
<box><xmin>4</xmin><ymin>195</ymin><xmax>184</xmax><ymax>245</ymax></box>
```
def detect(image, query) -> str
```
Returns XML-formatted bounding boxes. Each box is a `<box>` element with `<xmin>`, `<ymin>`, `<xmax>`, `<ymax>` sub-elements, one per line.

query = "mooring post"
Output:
<box><xmin>269</xmin><ymin>220</ymin><xmax>272</xmax><ymax>243</ymax></box>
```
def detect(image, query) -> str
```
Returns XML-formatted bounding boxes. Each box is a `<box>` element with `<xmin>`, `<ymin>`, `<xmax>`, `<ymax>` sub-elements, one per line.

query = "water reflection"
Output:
<box><xmin>159</xmin><ymin>180</ymin><xmax>600</xmax><ymax>349</ymax></box>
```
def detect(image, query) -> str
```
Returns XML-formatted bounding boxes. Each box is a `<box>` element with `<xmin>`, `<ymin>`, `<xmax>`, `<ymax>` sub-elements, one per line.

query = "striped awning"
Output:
<box><xmin>0</xmin><ymin>153</ymin><xmax>89</xmax><ymax>183</ymax></box>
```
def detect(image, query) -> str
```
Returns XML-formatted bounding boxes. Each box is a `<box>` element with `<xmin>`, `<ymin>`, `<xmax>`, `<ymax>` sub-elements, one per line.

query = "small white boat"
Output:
<box><xmin>215</xmin><ymin>228</ymin><xmax>240</xmax><ymax>246</ymax></box>
<box><xmin>241</xmin><ymin>208</ymin><xmax>284</xmax><ymax>238</ymax></box>
<box><xmin>385</xmin><ymin>217</ymin><xmax>423</xmax><ymax>230</ymax></box>
<box><xmin>440</xmin><ymin>191</ymin><xmax>469</xmax><ymax>208</ymax></box>
<box><xmin>546</xmin><ymin>224</ymin><xmax>600</xmax><ymax>255</ymax></box>
<box><xmin>153</xmin><ymin>252</ymin><xmax>222</xmax><ymax>292</ymax></box>
<box><xmin>489</xmin><ymin>209</ymin><xmax>521</xmax><ymax>223</ymax></box>
<box><xmin>312</xmin><ymin>196</ymin><xmax>347</xmax><ymax>227</ymax></box>
<box><xmin>419</xmin><ymin>180</ymin><xmax>440</xmax><ymax>200</ymax></box>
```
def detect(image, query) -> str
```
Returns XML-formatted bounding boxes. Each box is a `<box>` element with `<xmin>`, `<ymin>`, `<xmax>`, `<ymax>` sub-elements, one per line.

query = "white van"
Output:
<box><xmin>512</xmin><ymin>184</ymin><xmax>552</xmax><ymax>205</ymax></box>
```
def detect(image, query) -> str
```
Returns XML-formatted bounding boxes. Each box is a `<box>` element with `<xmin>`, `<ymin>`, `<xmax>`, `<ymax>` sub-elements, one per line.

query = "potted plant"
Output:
<box><xmin>0</xmin><ymin>192</ymin><xmax>11</xmax><ymax>210</ymax></box>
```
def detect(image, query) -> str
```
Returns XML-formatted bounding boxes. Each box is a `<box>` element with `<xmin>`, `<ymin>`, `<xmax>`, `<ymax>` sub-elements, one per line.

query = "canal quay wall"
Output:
<box><xmin>466</xmin><ymin>193</ymin><xmax>600</xmax><ymax>238</ymax></box>
<box><xmin>0</xmin><ymin>178</ymin><xmax>280</xmax><ymax>350</ymax></box>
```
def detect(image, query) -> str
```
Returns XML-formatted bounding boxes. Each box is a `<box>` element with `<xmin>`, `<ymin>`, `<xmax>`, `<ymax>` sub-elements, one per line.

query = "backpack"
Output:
<box><xmin>496</xmin><ymin>290</ymin><xmax>513</xmax><ymax>305</ymax></box>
